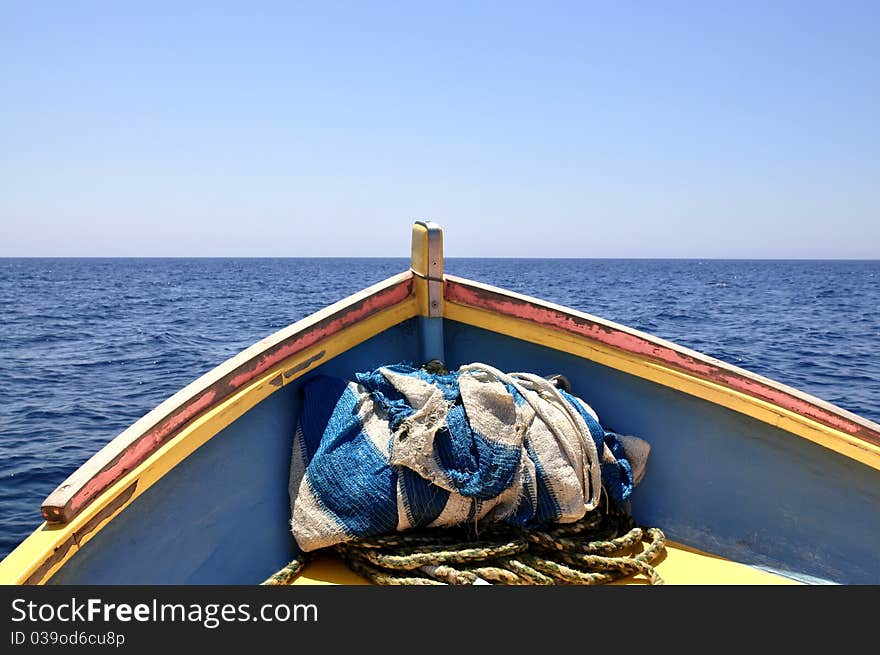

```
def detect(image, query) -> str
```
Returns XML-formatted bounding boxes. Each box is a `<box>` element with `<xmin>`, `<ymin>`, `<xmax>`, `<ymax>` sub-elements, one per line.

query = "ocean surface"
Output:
<box><xmin>1</xmin><ymin>258</ymin><xmax>878</xmax><ymax>559</ymax></box>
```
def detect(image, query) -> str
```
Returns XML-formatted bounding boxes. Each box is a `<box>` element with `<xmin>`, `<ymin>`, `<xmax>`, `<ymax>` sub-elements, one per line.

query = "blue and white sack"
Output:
<box><xmin>288</xmin><ymin>362</ymin><xmax>650</xmax><ymax>552</ymax></box>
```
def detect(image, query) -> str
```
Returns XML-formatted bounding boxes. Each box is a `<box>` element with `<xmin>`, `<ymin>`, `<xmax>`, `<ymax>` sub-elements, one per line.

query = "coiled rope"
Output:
<box><xmin>262</xmin><ymin>503</ymin><xmax>666</xmax><ymax>586</ymax></box>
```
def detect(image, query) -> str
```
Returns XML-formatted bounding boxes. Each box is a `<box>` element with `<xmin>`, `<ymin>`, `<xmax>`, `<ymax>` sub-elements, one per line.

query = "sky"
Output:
<box><xmin>1</xmin><ymin>1</ymin><xmax>878</xmax><ymax>258</ymax></box>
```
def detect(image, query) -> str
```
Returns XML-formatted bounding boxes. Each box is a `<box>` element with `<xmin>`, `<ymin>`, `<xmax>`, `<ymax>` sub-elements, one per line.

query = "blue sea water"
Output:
<box><xmin>1</xmin><ymin>258</ymin><xmax>878</xmax><ymax>559</ymax></box>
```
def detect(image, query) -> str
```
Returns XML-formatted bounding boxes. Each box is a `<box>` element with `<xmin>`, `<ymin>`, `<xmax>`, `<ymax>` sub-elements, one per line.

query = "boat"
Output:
<box><xmin>1</xmin><ymin>221</ymin><xmax>878</xmax><ymax>586</ymax></box>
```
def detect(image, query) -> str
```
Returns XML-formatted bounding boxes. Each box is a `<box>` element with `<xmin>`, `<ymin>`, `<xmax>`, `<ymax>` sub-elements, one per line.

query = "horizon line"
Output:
<box><xmin>1</xmin><ymin>255</ymin><xmax>879</xmax><ymax>262</ymax></box>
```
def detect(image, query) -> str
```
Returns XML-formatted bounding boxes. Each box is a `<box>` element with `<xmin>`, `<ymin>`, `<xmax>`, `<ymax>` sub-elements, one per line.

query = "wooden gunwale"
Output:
<box><xmin>41</xmin><ymin>272</ymin><xmax>416</xmax><ymax>525</ymax></box>
<box><xmin>0</xmin><ymin>273</ymin><xmax>419</xmax><ymax>584</ymax></box>
<box><xmin>443</xmin><ymin>274</ymin><xmax>880</xmax><ymax>470</ymax></box>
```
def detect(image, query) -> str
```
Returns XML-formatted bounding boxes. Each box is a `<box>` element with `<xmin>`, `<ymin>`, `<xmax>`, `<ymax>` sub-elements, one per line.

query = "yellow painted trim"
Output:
<box><xmin>412</xmin><ymin>276</ymin><xmax>429</xmax><ymax>317</ymax></box>
<box><xmin>610</xmin><ymin>541</ymin><xmax>799</xmax><ymax>585</ymax></box>
<box><xmin>410</xmin><ymin>221</ymin><xmax>444</xmax><ymax>319</ymax></box>
<box><xmin>411</xmin><ymin>223</ymin><xmax>430</xmax><ymax>316</ymax></box>
<box><xmin>444</xmin><ymin>300</ymin><xmax>880</xmax><ymax>471</ymax></box>
<box><xmin>0</xmin><ymin>296</ymin><xmax>418</xmax><ymax>585</ymax></box>
<box><xmin>42</xmin><ymin>272</ymin><xmax>416</xmax><ymax>522</ymax></box>
<box><xmin>289</xmin><ymin>541</ymin><xmax>797</xmax><ymax>585</ymax></box>
<box><xmin>410</xmin><ymin>223</ymin><xmax>431</xmax><ymax>278</ymax></box>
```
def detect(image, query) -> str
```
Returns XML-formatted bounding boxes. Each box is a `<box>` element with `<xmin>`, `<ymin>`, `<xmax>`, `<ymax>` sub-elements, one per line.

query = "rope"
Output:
<box><xmin>262</xmin><ymin>503</ymin><xmax>666</xmax><ymax>586</ymax></box>
<box><xmin>261</xmin><ymin>557</ymin><xmax>308</xmax><ymax>585</ymax></box>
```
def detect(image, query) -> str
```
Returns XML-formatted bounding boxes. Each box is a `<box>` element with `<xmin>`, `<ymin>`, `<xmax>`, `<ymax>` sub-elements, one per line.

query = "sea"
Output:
<box><xmin>1</xmin><ymin>258</ymin><xmax>878</xmax><ymax>559</ymax></box>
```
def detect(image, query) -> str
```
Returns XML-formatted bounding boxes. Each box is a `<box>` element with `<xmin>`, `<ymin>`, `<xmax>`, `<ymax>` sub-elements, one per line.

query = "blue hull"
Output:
<box><xmin>48</xmin><ymin>317</ymin><xmax>880</xmax><ymax>584</ymax></box>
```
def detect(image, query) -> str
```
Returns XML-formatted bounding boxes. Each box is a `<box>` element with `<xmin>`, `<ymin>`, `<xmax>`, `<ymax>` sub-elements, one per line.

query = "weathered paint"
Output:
<box><xmin>62</xmin><ymin>395</ymin><xmax>216</xmax><ymax>518</ymax></box>
<box><xmin>283</xmin><ymin>351</ymin><xmax>325</xmax><ymax>379</ymax></box>
<box><xmin>291</xmin><ymin>542</ymin><xmax>796</xmax><ymax>585</ymax></box>
<box><xmin>444</xmin><ymin>275</ymin><xmax>880</xmax><ymax>449</ymax></box>
<box><xmin>226</xmin><ymin>278</ymin><xmax>411</xmax><ymax>388</ymax></box>
<box><xmin>44</xmin><ymin>323</ymin><xmax>421</xmax><ymax>585</ymax></box>
<box><xmin>24</xmin><ymin>483</ymin><xmax>138</xmax><ymax>585</ymax></box>
<box><xmin>42</xmin><ymin>273</ymin><xmax>415</xmax><ymax>524</ymax></box>
<box><xmin>410</xmin><ymin>221</ymin><xmax>444</xmax><ymax>318</ymax></box>
<box><xmin>444</xmin><ymin>319</ymin><xmax>880</xmax><ymax>583</ymax></box>
<box><xmin>30</xmin><ymin>315</ymin><xmax>878</xmax><ymax>584</ymax></box>
<box><xmin>0</xmin><ymin>309</ymin><xmax>419</xmax><ymax>585</ymax></box>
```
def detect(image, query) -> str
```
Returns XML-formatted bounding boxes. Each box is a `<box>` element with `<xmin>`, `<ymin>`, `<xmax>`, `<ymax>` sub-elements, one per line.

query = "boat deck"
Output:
<box><xmin>290</xmin><ymin>542</ymin><xmax>797</xmax><ymax>585</ymax></box>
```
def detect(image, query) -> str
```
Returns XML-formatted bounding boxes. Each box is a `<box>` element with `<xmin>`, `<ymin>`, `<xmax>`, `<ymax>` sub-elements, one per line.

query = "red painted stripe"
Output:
<box><xmin>445</xmin><ymin>278</ymin><xmax>880</xmax><ymax>447</ymax></box>
<box><xmin>68</xmin><ymin>390</ymin><xmax>217</xmax><ymax>516</ymax></box>
<box><xmin>51</xmin><ymin>274</ymin><xmax>415</xmax><ymax>521</ymax></box>
<box><xmin>228</xmin><ymin>277</ymin><xmax>413</xmax><ymax>388</ymax></box>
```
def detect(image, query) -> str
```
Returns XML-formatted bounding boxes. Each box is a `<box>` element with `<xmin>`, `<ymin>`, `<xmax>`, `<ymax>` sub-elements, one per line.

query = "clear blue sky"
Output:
<box><xmin>1</xmin><ymin>1</ymin><xmax>878</xmax><ymax>257</ymax></box>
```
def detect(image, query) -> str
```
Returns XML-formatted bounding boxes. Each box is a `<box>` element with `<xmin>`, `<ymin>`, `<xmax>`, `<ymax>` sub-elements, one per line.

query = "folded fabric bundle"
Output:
<box><xmin>288</xmin><ymin>362</ymin><xmax>650</xmax><ymax>552</ymax></box>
